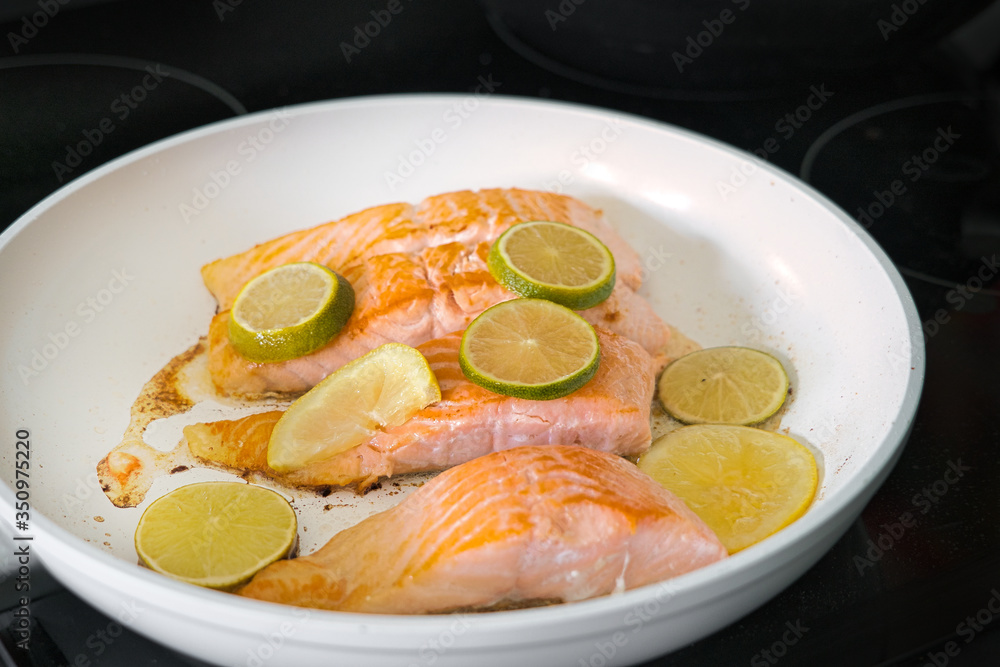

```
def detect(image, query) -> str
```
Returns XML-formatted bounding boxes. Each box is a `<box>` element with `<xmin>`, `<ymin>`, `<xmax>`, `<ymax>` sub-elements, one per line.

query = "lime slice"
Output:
<box><xmin>459</xmin><ymin>298</ymin><xmax>600</xmax><ymax>400</ymax></box>
<box><xmin>134</xmin><ymin>482</ymin><xmax>297</xmax><ymax>590</ymax></box>
<box><xmin>488</xmin><ymin>221</ymin><xmax>616</xmax><ymax>310</ymax></box>
<box><xmin>228</xmin><ymin>262</ymin><xmax>355</xmax><ymax>363</ymax></box>
<box><xmin>657</xmin><ymin>347</ymin><xmax>789</xmax><ymax>425</ymax></box>
<box><xmin>637</xmin><ymin>424</ymin><xmax>818</xmax><ymax>553</ymax></box>
<box><xmin>268</xmin><ymin>343</ymin><xmax>441</xmax><ymax>473</ymax></box>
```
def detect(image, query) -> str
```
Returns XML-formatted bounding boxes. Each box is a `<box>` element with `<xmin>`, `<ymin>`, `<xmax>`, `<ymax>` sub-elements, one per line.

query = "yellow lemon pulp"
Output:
<box><xmin>637</xmin><ymin>424</ymin><xmax>818</xmax><ymax>553</ymax></box>
<box><xmin>268</xmin><ymin>343</ymin><xmax>441</xmax><ymax>472</ymax></box>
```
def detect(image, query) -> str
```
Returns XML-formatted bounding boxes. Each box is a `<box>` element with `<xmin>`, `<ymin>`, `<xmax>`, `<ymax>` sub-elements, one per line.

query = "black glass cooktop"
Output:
<box><xmin>1</xmin><ymin>1</ymin><xmax>999</xmax><ymax>665</ymax></box>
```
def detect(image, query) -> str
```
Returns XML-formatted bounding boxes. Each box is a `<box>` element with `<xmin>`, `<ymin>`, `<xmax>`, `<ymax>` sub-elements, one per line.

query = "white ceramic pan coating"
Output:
<box><xmin>0</xmin><ymin>96</ymin><xmax>924</xmax><ymax>666</ymax></box>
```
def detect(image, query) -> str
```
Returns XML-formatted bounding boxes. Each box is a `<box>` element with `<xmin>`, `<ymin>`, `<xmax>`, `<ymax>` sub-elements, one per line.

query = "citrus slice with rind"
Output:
<box><xmin>458</xmin><ymin>298</ymin><xmax>600</xmax><ymax>400</ymax></box>
<box><xmin>228</xmin><ymin>262</ymin><xmax>354</xmax><ymax>363</ymax></box>
<box><xmin>637</xmin><ymin>424</ymin><xmax>818</xmax><ymax>553</ymax></box>
<box><xmin>134</xmin><ymin>482</ymin><xmax>297</xmax><ymax>590</ymax></box>
<box><xmin>488</xmin><ymin>220</ymin><xmax>616</xmax><ymax>310</ymax></box>
<box><xmin>657</xmin><ymin>346</ymin><xmax>789</xmax><ymax>425</ymax></box>
<box><xmin>268</xmin><ymin>343</ymin><xmax>441</xmax><ymax>473</ymax></box>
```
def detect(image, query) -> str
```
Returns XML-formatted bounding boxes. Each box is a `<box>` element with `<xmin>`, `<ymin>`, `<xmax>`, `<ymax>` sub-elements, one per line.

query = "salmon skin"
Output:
<box><xmin>202</xmin><ymin>188</ymin><xmax>645</xmax><ymax>312</ymax></box>
<box><xmin>237</xmin><ymin>445</ymin><xmax>728</xmax><ymax>613</ymax></box>
<box><xmin>209</xmin><ymin>239</ymin><xmax>670</xmax><ymax>398</ymax></box>
<box><xmin>185</xmin><ymin>327</ymin><xmax>656</xmax><ymax>489</ymax></box>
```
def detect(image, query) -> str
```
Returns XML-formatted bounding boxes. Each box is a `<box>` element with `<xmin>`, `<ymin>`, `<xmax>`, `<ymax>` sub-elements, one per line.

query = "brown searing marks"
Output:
<box><xmin>359</xmin><ymin>479</ymin><xmax>382</xmax><ymax>495</ymax></box>
<box><xmin>135</xmin><ymin>341</ymin><xmax>204</xmax><ymax>420</ymax></box>
<box><xmin>96</xmin><ymin>339</ymin><xmax>207</xmax><ymax>508</ymax></box>
<box><xmin>436</xmin><ymin>598</ymin><xmax>564</xmax><ymax>614</ymax></box>
<box><xmin>126</xmin><ymin>338</ymin><xmax>205</xmax><ymax>435</ymax></box>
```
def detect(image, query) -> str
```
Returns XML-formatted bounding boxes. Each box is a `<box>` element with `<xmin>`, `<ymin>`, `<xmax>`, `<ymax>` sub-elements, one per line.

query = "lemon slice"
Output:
<box><xmin>459</xmin><ymin>298</ymin><xmax>600</xmax><ymax>400</ymax></box>
<box><xmin>488</xmin><ymin>221</ymin><xmax>616</xmax><ymax>310</ymax></box>
<box><xmin>134</xmin><ymin>482</ymin><xmax>297</xmax><ymax>590</ymax></box>
<box><xmin>637</xmin><ymin>424</ymin><xmax>818</xmax><ymax>553</ymax></box>
<box><xmin>268</xmin><ymin>343</ymin><xmax>441</xmax><ymax>473</ymax></box>
<box><xmin>228</xmin><ymin>262</ymin><xmax>355</xmax><ymax>363</ymax></box>
<box><xmin>658</xmin><ymin>347</ymin><xmax>789</xmax><ymax>425</ymax></box>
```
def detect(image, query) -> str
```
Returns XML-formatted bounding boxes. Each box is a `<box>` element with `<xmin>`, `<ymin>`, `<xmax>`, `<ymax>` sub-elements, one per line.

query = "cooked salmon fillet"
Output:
<box><xmin>202</xmin><ymin>188</ymin><xmax>644</xmax><ymax>311</ymax></box>
<box><xmin>237</xmin><ymin>445</ymin><xmax>728</xmax><ymax>613</ymax></box>
<box><xmin>209</xmin><ymin>240</ymin><xmax>670</xmax><ymax>398</ymax></box>
<box><xmin>186</xmin><ymin>327</ymin><xmax>656</xmax><ymax>488</ymax></box>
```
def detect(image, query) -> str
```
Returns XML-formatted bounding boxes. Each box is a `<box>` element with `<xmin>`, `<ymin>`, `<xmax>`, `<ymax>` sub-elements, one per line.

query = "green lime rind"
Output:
<box><xmin>228</xmin><ymin>265</ymin><xmax>355</xmax><ymax>364</ymax></box>
<box><xmin>458</xmin><ymin>345</ymin><xmax>600</xmax><ymax>400</ymax></box>
<box><xmin>487</xmin><ymin>221</ymin><xmax>616</xmax><ymax>311</ymax></box>
<box><xmin>458</xmin><ymin>299</ymin><xmax>601</xmax><ymax>401</ymax></box>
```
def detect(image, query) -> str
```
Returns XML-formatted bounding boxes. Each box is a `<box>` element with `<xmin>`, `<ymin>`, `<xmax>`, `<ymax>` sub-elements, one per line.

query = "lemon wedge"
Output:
<box><xmin>637</xmin><ymin>424</ymin><xmax>818</xmax><ymax>553</ymax></box>
<box><xmin>134</xmin><ymin>482</ymin><xmax>297</xmax><ymax>590</ymax></box>
<box><xmin>488</xmin><ymin>220</ymin><xmax>616</xmax><ymax>310</ymax></box>
<box><xmin>228</xmin><ymin>262</ymin><xmax>355</xmax><ymax>363</ymax></box>
<box><xmin>657</xmin><ymin>346</ymin><xmax>789</xmax><ymax>425</ymax></box>
<box><xmin>268</xmin><ymin>343</ymin><xmax>441</xmax><ymax>473</ymax></box>
<box><xmin>459</xmin><ymin>298</ymin><xmax>600</xmax><ymax>400</ymax></box>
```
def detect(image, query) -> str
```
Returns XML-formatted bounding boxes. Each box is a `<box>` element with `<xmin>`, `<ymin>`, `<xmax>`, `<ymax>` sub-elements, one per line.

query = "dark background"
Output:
<box><xmin>1</xmin><ymin>1</ymin><xmax>999</xmax><ymax>665</ymax></box>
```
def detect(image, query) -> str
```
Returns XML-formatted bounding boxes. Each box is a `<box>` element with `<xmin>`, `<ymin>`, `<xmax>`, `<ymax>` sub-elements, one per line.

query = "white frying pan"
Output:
<box><xmin>0</xmin><ymin>95</ymin><xmax>923</xmax><ymax>666</ymax></box>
